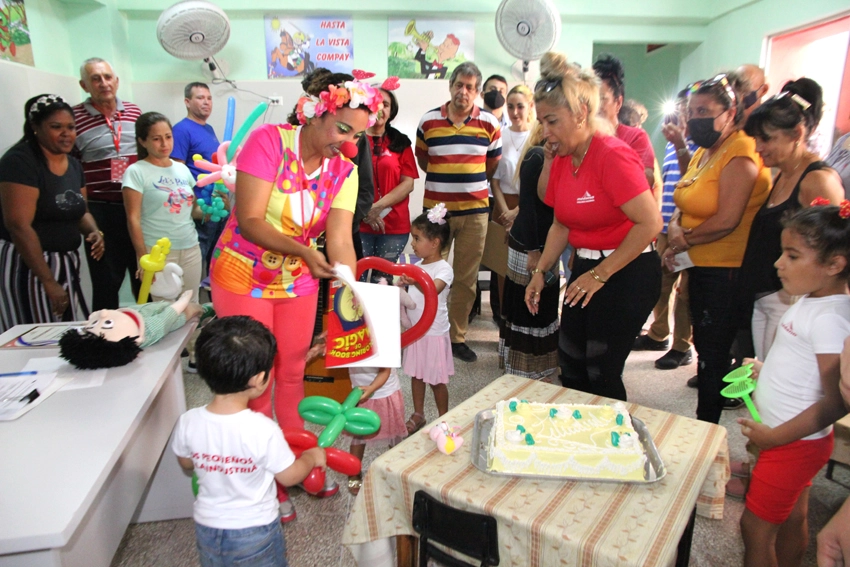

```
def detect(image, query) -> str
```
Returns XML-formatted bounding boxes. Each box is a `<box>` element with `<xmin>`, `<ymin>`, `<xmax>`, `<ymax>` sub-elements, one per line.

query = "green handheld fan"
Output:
<box><xmin>722</xmin><ymin>363</ymin><xmax>753</xmax><ymax>383</ymax></box>
<box><xmin>720</xmin><ymin>377</ymin><xmax>761</xmax><ymax>423</ymax></box>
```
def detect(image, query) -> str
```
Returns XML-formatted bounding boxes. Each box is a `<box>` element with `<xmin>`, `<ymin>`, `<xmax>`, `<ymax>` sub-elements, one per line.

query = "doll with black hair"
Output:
<box><xmin>59</xmin><ymin>290</ymin><xmax>213</xmax><ymax>369</ymax></box>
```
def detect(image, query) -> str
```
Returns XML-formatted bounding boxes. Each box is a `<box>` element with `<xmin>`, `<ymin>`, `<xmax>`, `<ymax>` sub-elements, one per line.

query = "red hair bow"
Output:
<box><xmin>381</xmin><ymin>76</ymin><xmax>400</xmax><ymax>91</ymax></box>
<box><xmin>810</xmin><ymin>197</ymin><xmax>831</xmax><ymax>207</ymax></box>
<box><xmin>840</xmin><ymin>200</ymin><xmax>850</xmax><ymax>219</ymax></box>
<box><xmin>352</xmin><ymin>69</ymin><xmax>376</xmax><ymax>80</ymax></box>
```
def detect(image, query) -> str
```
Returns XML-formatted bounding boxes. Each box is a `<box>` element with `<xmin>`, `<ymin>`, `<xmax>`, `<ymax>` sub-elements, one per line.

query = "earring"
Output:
<box><xmin>795</xmin><ymin>141</ymin><xmax>800</xmax><ymax>149</ymax></box>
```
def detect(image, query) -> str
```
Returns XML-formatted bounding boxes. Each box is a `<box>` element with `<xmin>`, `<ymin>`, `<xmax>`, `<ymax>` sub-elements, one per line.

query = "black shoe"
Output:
<box><xmin>687</xmin><ymin>375</ymin><xmax>698</xmax><ymax>388</ymax></box>
<box><xmin>723</xmin><ymin>398</ymin><xmax>745</xmax><ymax>410</ymax></box>
<box><xmin>451</xmin><ymin>342</ymin><xmax>478</xmax><ymax>362</ymax></box>
<box><xmin>655</xmin><ymin>349</ymin><xmax>694</xmax><ymax>370</ymax></box>
<box><xmin>181</xmin><ymin>348</ymin><xmax>189</xmax><ymax>358</ymax></box>
<box><xmin>633</xmin><ymin>334</ymin><xmax>669</xmax><ymax>351</ymax></box>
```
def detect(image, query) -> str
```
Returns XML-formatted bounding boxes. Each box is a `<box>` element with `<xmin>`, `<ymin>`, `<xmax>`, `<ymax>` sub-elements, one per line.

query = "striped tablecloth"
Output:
<box><xmin>342</xmin><ymin>375</ymin><xmax>730</xmax><ymax>567</ymax></box>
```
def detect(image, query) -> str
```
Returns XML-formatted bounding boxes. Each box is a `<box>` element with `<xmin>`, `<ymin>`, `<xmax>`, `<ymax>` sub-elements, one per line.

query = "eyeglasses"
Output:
<box><xmin>771</xmin><ymin>90</ymin><xmax>812</xmax><ymax>111</ymax></box>
<box><xmin>535</xmin><ymin>78</ymin><xmax>561</xmax><ymax>93</ymax></box>
<box><xmin>690</xmin><ymin>73</ymin><xmax>737</xmax><ymax>106</ymax></box>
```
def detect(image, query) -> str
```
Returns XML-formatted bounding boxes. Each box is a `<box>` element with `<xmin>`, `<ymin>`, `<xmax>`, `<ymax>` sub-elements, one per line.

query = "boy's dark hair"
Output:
<box><xmin>744</xmin><ymin>77</ymin><xmax>824</xmax><ymax>140</ymax></box>
<box><xmin>782</xmin><ymin>206</ymin><xmax>850</xmax><ymax>279</ymax></box>
<box><xmin>483</xmin><ymin>74</ymin><xmax>508</xmax><ymax>90</ymax></box>
<box><xmin>58</xmin><ymin>331</ymin><xmax>142</xmax><ymax>369</ymax></box>
<box><xmin>592</xmin><ymin>54</ymin><xmax>625</xmax><ymax>100</ymax></box>
<box><xmin>411</xmin><ymin>209</ymin><xmax>451</xmax><ymax>252</ymax></box>
<box><xmin>195</xmin><ymin>316</ymin><xmax>277</xmax><ymax>394</ymax></box>
<box><xmin>135</xmin><ymin>112</ymin><xmax>172</xmax><ymax>160</ymax></box>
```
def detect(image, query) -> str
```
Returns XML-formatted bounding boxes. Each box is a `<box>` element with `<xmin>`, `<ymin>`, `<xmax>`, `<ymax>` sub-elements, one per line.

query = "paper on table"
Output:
<box><xmin>0</xmin><ymin>372</ymin><xmax>71</xmax><ymax>420</ymax></box>
<box><xmin>671</xmin><ymin>251</ymin><xmax>695</xmax><ymax>273</ymax></box>
<box><xmin>22</xmin><ymin>357</ymin><xmax>107</xmax><ymax>390</ymax></box>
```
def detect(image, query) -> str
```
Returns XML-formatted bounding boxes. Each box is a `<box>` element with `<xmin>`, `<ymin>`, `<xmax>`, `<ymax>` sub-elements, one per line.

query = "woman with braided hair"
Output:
<box><xmin>0</xmin><ymin>94</ymin><xmax>104</xmax><ymax>332</ymax></box>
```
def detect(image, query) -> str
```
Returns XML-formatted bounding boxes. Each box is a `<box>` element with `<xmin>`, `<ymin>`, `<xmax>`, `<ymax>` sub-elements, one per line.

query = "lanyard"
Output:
<box><xmin>95</xmin><ymin>104</ymin><xmax>122</xmax><ymax>153</ymax></box>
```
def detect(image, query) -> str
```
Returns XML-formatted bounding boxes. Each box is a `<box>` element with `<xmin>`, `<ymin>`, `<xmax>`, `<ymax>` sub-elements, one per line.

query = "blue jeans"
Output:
<box><xmin>359</xmin><ymin>232</ymin><xmax>409</xmax><ymax>282</ymax></box>
<box><xmin>195</xmin><ymin>518</ymin><xmax>287</xmax><ymax>567</ymax></box>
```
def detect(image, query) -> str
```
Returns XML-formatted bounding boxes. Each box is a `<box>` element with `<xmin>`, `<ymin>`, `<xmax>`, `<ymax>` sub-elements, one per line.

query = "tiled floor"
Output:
<box><xmin>111</xmin><ymin>294</ymin><xmax>850</xmax><ymax>567</ymax></box>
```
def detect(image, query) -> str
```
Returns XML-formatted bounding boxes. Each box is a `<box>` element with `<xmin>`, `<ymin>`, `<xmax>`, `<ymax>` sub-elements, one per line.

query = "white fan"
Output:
<box><xmin>495</xmin><ymin>0</ymin><xmax>561</xmax><ymax>83</ymax></box>
<box><xmin>157</xmin><ymin>1</ymin><xmax>230</xmax><ymax>61</ymax></box>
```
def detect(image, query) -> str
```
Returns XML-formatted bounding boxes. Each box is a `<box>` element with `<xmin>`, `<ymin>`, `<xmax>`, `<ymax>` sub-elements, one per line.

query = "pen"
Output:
<box><xmin>0</xmin><ymin>371</ymin><xmax>37</xmax><ymax>378</ymax></box>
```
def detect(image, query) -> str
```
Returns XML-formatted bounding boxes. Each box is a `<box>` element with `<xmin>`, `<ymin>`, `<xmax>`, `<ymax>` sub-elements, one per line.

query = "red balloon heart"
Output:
<box><xmin>302</xmin><ymin>467</ymin><xmax>325</xmax><ymax>495</ymax></box>
<box><xmin>340</xmin><ymin>141</ymin><xmax>358</xmax><ymax>159</ymax></box>
<box><xmin>352</xmin><ymin>69</ymin><xmax>376</xmax><ymax>80</ymax></box>
<box><xmin>283</xmin><ymin>428</ymin><xmax>318</xmax><ymax>451</ymax></box>
<box><xmin>355</xmin><ymin>257</ymin><xmax>437</xmax><ymax>348</ymax></box>
<box><xmin>381</xmin><ymin>76</ymin><xmax>400</xmax><ymax>91</ymax></box>
<box><xmin>326</xmin><ymin>447</ymin><xmax>361</xmax><ymax>476</ymax></box>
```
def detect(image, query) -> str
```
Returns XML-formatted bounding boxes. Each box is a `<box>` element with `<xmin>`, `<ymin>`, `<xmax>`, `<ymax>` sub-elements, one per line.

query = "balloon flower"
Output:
<box><xmin>137</xmin><ymin>237</ymin><xmax>171</xmax><ymax>304</ymax></box>
<box><xmin>194</xmin><ymin>141</ymin><xmax>239</xmax><ymax>193</ymax></box>
<box><xmin>197</xmin><ymin>190</ymin><xmax>230</xmax><ymax>223</ymax></box>
<box><xmin>289</xmin><ymin>388</ymin><xmax>381</xmax><ymax>494</ymax></box>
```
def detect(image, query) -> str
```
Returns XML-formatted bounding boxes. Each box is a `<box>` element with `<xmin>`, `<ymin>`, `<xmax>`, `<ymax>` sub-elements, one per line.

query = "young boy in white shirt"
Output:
<box><xmin>172</xmin><ymin>316</ymin><xmax>326</xmax><ymax>566</ymax></box>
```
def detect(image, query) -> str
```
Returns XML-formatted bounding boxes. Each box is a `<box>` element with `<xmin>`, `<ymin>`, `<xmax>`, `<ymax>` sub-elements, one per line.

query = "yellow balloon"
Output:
<box><xmin>192</xmin><ymin>153</ymin><xmax>202</xmax><ymax>162</ymax></box>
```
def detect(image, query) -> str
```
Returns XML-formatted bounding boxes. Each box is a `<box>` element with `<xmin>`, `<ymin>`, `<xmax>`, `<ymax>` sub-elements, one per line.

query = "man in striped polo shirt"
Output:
<box><xmin>73</xmin><ymin>58</ymin><xmax>142</xmax><ymax>310</ymax></box>
<box><xmin>416</xmin><ymin>61</ymin><xmax>501</xmax><ymax>362</ymax></box>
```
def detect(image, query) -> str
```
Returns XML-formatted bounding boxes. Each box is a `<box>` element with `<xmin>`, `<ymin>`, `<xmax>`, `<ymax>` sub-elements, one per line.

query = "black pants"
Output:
<box><xmin>688</xmin><ymin>267</ymin><xmax>739</xmax><ymax>423</ymax></box>
<box><xmin>558</xmin><ymin>251</ymin><xmax>661</xmax><ymax>401</ymax></box>
<box><xmin>86</xmin><ymin>202</ymin><xmax>141</xmax><ymax>310</ymax></box>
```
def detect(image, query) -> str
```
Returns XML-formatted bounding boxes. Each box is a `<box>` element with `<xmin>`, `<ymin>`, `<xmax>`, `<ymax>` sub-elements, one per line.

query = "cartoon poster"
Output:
<box><xmin>388</xmin><ymin>18</ymin><xmax>474</xmax><ymax>80</ymax></box>
<box><xmin>0</xmin><ymin>0</ymin><xmax>33</xmax><ymax>66</ymax></box>
<box><xmin>265</xmin><ymin>15</ymin><xmax>353</xmax><ymax>79</ymax></box>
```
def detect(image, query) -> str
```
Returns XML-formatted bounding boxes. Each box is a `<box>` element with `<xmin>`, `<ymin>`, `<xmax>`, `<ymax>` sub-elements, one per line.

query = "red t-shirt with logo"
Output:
<box><xmin>360</xmin><ymin>137</ymin><xmax>419</xmax><ymax>235</ymax></box>
<box><xmin>544</xmin><ymin>134</ymin><xmax>648</xmax><ymax>250</ymax></box>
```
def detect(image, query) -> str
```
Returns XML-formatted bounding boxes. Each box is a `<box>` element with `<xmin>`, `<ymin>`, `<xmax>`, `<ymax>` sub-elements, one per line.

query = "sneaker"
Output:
<box><xmin>654</xmin><ymin>349</ymin><xmax>693</xmax><ymax>370</ymax></box>
<box><xmin>315</xmin><ymin>478</ymin><xmax>339</xmax><ymax>499</ymax></box>
<box><xmin>451</xmin><ymin>342</ymin><xmax>478</xmax><ymax>362</ymax></box>
<box><xmin>187</xmin><ymin>357</ymin><xmax>197</xmax><ymax>374</ymax></box>
<box><xmin>632</xmin><ymin>334</ymin><xmax>669</xmax><ymax>351</ymax></box>
<box><xmin>279</xmin><ymin>498</ymin><xmax>296</xmax><ymax>523</ymax></box>
<box><xmin>723</xmin><ymin>397</ymin><xmax>745</xmax><ymax>410</ymax></box>
<box><xmin>687</xmin><ymin>375</ymin><xmax>698</xmax><ymax>388</ymax></box>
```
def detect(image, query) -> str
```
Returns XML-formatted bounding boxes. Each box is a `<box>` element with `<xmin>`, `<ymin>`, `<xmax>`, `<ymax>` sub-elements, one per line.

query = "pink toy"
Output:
<box><xmin>194</xmin><ymin>141</ymin><xmax>240</xmax><ymax>191</ymax></box>
<box><xmin>429</xmin><ymin>421</ymin><xmax>464</xmax><ymax>455</ymax></box>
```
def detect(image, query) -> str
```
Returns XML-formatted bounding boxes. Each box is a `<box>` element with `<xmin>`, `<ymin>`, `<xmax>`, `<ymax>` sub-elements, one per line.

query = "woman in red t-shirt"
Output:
<box><xmin>524</xmin><ymin>52</ymin><xmax>662</xmax><ymax>401</ymax></box>
<box><xmin>360</xmin><ymin>87</ymin><xmax>418</xmax><ymax>280</ymax></box>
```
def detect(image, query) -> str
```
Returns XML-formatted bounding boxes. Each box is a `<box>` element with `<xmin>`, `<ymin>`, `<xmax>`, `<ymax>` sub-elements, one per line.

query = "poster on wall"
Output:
<box><xmin>265</xmin><ymin>15</ymin><xmax>353</xmax><ymax>79</ymax></box>
<box><xmin>0</xmin><ymin>0</ymin><xmax>34</xmax><ymax>66</ymax></box>
<box><xmin>388</xmin><ymin>18</ymin><xmax>474</xmax><ymax>80</ymax></box>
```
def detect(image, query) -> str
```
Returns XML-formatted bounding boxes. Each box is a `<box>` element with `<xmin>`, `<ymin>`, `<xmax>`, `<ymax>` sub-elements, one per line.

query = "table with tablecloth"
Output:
<box><xmin>342</xmin><ymin>374</ymin><xmax>730</xmax><ymax>567</ymax></box>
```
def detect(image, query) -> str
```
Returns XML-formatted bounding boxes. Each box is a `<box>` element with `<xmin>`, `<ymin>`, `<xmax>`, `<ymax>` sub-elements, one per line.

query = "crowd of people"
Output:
<box><xmin>3</xmin><ymin>51</ymin><xmax>850</xmax><ymax>567</ymax></box>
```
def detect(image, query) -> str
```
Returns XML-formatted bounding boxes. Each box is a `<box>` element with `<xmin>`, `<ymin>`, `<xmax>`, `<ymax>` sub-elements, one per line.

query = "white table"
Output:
<box><xmin>0</xmin><ymin>323</ymin><xmax>196</xmax><ymax>567</ymax></box>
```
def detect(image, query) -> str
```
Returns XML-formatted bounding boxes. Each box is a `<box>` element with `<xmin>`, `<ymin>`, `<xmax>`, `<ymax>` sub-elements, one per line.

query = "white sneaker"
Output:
<box><xmin>279</xmin><ymin>498</ymin><xmax>296</xmax><ymax>523</ymax></box>
<box><xmin>187</xmin><ymin>357</ymin><xmax>197</xmax><ymax>374</ymax></box>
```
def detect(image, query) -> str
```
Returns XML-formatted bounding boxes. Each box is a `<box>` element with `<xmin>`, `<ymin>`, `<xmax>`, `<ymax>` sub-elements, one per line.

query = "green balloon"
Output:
<box><xmin>318</xmin><ymin>414</ymin><xmax>347</xmax><ymax>448</ymax></box>
<box><xmin>341</xmin><ymin>388</ymin><xmax>363</xmax><ymax>412</ymax></box>
<box><xmin>301</xmin><ymin>409</ymin><xmax>334</xmax><ymax>425</ymax></box>
<box><xmin>191</xmin><ymin>472</ymin><xmax>199</xmax><ymax>497</ymax></box>
<box><xmin>344</xmin><ymin>407</ymin><xmax>381</xmax><ymax>435</ymax></box>
<box><xmin>227</xmin><ymin>102</ymin><xmax>269</xmax><ymax>162</ymax></box>
<box><xmin>298</xmin><ymin>396</ymin><xmax>341</xmax><ymax>422</ymax></box>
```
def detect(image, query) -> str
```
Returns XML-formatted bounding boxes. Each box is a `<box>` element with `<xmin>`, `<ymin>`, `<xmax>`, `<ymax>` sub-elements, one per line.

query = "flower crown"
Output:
<box><xmin>811</xmin><ymin>197</ymin><xmax>850</xmax><ymax>219</ymax></box>
<box><xmin>28</xmin><ymin>94</ymin><xmax>66</xmax><ymax>121</ymax></box>
<box><xmin>427</xmin><ymin>203</ymin><xmax>448</xmax><ymax>225</ymax></box>
<box><xmin>295</xmin><ymin>80</ymin><xmax>382</xmax><ymax>127</ymax></box>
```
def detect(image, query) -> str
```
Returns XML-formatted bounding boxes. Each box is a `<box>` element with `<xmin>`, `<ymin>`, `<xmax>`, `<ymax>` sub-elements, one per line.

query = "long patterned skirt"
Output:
<box><xmin>0</xmin><ymin>239</ymin><xmax>89</xmax><ymax>334</ymax></box>
<box><xmin>498</xmin><ymin>236</ymin><xmax>559</xmax><ymax>379</ymax></box>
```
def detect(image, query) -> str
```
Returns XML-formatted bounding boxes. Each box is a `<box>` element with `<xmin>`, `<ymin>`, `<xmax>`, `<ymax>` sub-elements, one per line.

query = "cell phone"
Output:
<box><xmin>663</xmin><ymin>113</ymin><xmax>678</xmax><ymax>126</ymax></box>
<box><xmin>544</xmin><ymin>269</ymin><xmax>559</xmax><ymax>287</ymax></box>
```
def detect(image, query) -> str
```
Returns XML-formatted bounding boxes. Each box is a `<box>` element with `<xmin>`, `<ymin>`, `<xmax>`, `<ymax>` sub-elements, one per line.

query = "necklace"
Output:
<box><xmin>508</xmin><ymin>128</ymin><xmax>528</xmax><ymax>153</ymax></box>
<box><xmin>571</xmin><ymin>138</ymin><xmax>591</xmax><ymax>177</ymax></box>
<box><xmin>767</xmin><ymin>154</ymin><xmax>810</xmax><ymax>208</ymax></box>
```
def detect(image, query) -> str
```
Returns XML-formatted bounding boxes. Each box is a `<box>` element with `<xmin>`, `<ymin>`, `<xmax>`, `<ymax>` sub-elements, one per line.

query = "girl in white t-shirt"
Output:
<box><xmin>401</xmin><ymin>205</ymin><xmax>453</xmax><ymax>435</ymax></box>
<box><xmin>738</xmin><ymin>203</ymin><xmax>850</xmax><ymax>567</ymax></box>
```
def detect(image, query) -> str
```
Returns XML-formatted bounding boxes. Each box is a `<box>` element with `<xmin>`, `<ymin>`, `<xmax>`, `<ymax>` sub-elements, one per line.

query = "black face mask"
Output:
<box><xmin>743</xmin><ymin>89</ymin><xmax>760</xmax><ymax>109</ymax></box>
<box><xmin>483</xmin><ymin>91</ymin><xmax>505</xmax><ymax>110</ymax></box>
<box><xmin>687</xmin><ymin>116</ymin><xmax>724</xmax><ymax>148</ymax></box>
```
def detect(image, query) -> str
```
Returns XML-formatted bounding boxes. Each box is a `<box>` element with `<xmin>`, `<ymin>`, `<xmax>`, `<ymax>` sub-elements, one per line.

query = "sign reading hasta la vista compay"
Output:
<box><xmin>264</xmin><ymin>15</ymin><xmax>353</xmax><ymax>79</ymax></box>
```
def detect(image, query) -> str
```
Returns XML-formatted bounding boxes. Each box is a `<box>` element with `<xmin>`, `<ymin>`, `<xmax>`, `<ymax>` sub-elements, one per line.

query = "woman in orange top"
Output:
<box><xmin>662</xmin><ymin>74</ymin><xmax>771</xmax><ymax>423</ymax></box>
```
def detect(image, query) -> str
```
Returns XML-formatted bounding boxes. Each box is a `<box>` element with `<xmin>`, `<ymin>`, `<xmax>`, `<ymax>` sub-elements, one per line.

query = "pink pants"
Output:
<box><xmin>211</xmin><ymin>285</ymin><xmax>318</xmax><ymax>430</ymax></box>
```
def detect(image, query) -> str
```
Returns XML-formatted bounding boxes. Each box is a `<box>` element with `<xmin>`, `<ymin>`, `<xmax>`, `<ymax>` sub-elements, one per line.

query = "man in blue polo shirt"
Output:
<box><xmin>171</xmin><ymin>82</ymin><xmax>224</xmax><ymax>276</ymax></box>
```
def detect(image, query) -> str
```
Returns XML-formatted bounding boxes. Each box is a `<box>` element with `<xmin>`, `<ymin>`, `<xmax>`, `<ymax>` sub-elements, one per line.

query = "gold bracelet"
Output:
<box><xmin>530</xmin><ymin>268</ymin><xmax>542</xmax><ymax>275</ymax></box>
<box><xmin>98</xmin><ymin>230</ymin><xmax>104</xmax><ymax>237</ymax></box>
<box><xmin>589</xmin><ymin>268</ymin><xmax>608</xmax><ymax>284</ymax></box>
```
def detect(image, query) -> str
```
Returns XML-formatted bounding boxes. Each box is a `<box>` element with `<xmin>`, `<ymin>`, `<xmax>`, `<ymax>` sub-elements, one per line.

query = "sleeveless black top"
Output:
<box><xmin>736</xmin><ymin>161</ymin><xmax>829</xmax><ymax>326</ymax></box>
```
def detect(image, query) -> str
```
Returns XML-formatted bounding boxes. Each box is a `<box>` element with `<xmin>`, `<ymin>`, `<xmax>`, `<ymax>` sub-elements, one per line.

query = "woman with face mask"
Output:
<box><xmin>661</xmin><ymin>74</ymin><xmax>771</xmax><ymax>424</ymax></box>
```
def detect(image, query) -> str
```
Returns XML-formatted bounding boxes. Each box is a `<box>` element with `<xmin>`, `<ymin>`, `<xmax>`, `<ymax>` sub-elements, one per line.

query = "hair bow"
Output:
<box><xmin>427</xmin><ymin>203</ymin><xmax>448</xmax><ymax>225</ymax></box>
<box><xmin>840</xmin><ymin>200</ymin><xmax>850</xmax><ymax>219</ymax></box>
<box><xmin>810</xmin><ymin>197</ymin><xmax>831</xmax><ymax>207</ymax></box>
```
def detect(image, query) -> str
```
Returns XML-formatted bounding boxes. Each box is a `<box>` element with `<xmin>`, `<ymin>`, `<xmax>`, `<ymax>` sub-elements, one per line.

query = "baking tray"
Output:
<box><xmin>470</xmin><ymin>408</ymin><xmax>666</xmax><ymax>483</ymax></box>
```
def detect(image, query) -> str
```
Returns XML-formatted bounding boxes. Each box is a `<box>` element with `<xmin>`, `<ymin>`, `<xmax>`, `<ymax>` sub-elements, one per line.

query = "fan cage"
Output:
<box><xmin>495</xmin><ymin>0</ymin><xmax>561</xmax><ymax>62</ymax></box>
<box><xmin>157</xmin><ymin>2</ymin><xmax>231</xmax><ymax>61</ymax></box>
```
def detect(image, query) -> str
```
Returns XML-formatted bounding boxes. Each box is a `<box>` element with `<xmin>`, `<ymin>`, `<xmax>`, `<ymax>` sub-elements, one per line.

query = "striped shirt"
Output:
<box><xmin>416</xmin><ymin>104</ymin><xmax>501</xmax><ymax>215</ymax></box>
<box><xmin>72</xmin><ymin>98</ymin><xmax>141</xmax><ymax>203</ymax></box>
<box><xmin>660</xmin><ymin>139</ymin><xmax>697</xmax><ymax>233</ymax></box>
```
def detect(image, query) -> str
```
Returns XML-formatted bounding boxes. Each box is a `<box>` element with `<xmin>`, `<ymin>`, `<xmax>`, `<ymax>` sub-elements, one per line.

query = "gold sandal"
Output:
<box><xmin>406</xmin><ymin>412</ymin><xmax>425</xmax><ymax>435</ymax></box>
<box><xmin>348</xmin><ymin>475</ymin><xmax>363</xmax><ymax>495</ymax></box>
